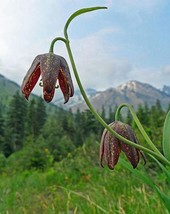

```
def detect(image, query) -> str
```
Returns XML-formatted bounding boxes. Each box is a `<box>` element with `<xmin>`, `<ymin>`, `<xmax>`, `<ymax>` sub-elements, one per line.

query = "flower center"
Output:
<box><xmin>39</xmin><ymin>79</ymin><xmax>59</xmax><ymax>89</ymax></box>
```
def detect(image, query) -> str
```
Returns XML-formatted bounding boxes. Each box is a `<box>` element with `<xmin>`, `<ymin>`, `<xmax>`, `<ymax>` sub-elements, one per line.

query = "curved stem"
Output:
<box><xmin>64</xmin><ymin>7</ymin><xmax>107</xmax><ymax>40</ymax></box>
<box><xmin>64</xmin><ymin>41</ymin><xmax>170</xmax><ymax>167</ymax></box>
<box><xmin>49</xmin><ymin>37</ymin><xmax>67</xmax><ymax>53</ymax></box>
<box><xmin>115</xmin><ymin>103</ymin><xmax>163</xmax><ymax>156</ymax></box>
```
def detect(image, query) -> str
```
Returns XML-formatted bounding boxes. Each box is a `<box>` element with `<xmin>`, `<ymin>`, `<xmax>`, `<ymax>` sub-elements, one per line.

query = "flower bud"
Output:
<box><xmin>100</xmin><ymin>121</ymin><xmax>145</xmax><ymax>169</ymax></box>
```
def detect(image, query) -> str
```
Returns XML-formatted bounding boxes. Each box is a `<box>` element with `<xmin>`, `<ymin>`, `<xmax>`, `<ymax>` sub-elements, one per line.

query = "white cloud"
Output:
<box><xmin>0</xmin><ymin>0</ymin><xmax>65</xmax><ymax>83</ymax></box>
<box><xmin>0</xmin><ymin>0</ymin><xmax>169</xmax><ymax>96</ymax></box>
<box><xmin>68</xmin><ymin>27</ymin><xmax>124</xmax><ymax>90</ymax></box>
<box><xmin>125</xmin><ymin>65</ymin><xmax>170</xmax><ymax>89</ymax></box>
<box><xmin>162</xmin><ymin>65</ymin><xmax>170</xmax><ymax>75</ymax></box>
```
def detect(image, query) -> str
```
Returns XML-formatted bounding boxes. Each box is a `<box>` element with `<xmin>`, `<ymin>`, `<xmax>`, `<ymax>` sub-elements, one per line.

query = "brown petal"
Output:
<box><xmin>40</xmin><ymin>53</ymin><xmax>60</xmax><ymax>102</ymax></box>
<box><xmin>100</xmin><ymin>126</ymin><xmax>121</xmax><ymax>170</ymax></box>
<box><xmin>21</xmin><ymin>55</ymin><xmax>41</xmax><ymax>100</ymax></box>
<box><xmin>58</xmin><ymin>69</ymin><xmax>70</xmax><ymax>104</ymax></box>
<box><xmin>105</xmin><ymin>135</ymin><xmax>121</xmax><ymax>170</ymax></box>
<box><xmin>60</xmin><ymin>56</ymin><xmax>74</xmax><ymax>97</ymax></box>
<box><xmin>100</xmin><ymin>122</ymin><xmax>115</xmax><ymax>167</ymax></box>
<box><xmin>121</xmin><ymin>143</ymin><xmax>140</xmax><ymax>168</ymax></box>
<box><xmin>119</xmin><ymin>124</ymin><xmax>140</xmax><ymax>168</ymax></box>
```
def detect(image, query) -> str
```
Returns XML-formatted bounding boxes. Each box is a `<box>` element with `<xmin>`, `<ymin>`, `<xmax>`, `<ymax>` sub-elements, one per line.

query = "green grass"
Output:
<box><xmin>0</xmin><ymin>143</ymin><xmax>169</xmax><ymax>214</ymax></box>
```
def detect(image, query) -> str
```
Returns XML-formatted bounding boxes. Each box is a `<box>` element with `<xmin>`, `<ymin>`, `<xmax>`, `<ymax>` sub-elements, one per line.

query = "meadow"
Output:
<box><xmin>0</xmin><ymin>140</ymin><xmax>168</xmax><ymax>213</ymax></box>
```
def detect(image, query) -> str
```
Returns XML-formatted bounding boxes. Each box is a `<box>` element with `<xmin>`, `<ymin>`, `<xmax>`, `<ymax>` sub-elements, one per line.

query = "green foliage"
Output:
<box><xmin>0</xmin><ymin>153</ymin><xmax>6</xmax><ymax>172</ymax></box>
<box><xmin>120</xmin><ymin>157</ymin><xmax>170</xmax><ymax>212</ymax></box>
<box><xmin>0</xmin><ymin>93</ymin><xmax>169</xmax><ymax>212</ymax></box>
<box><xmin>163</xmin><ymin>110</ymin><xmax>170</xmax><ymax>161</ymax></box>
<box><xmin>26</xmin><ymin>97</ymin><xmax>47</xmax><ymax>137</ymax></box>
<box><xmin>135</xmin><ymin>100</ymin><xmax>167</xmax><ymax>151</ymax></box>
<box><xmin>26</xmin><ymin>98</ymin><xmax>37</xmax><ymax>136</ymax></box>
<box><xmin>0</xmin><ymin>109</ymin><xmax>4</xmax><ymax>152</ymax></box>
<box><xmin>0</xmin><ymin>93</ymin><xmax>168</xmax><ymax>168</ymax></box>
<box><xmin>3</xmin><ymin>92</ymin><xmax>27</xmax><ymax>156</ymax></box>
<box><xmin>5</xmin><ymin>136</ymin><xmax>53</xmax><ymax>172</ymax></box>
<box><xmin>0</xmin><ymin>141</ymin><xmax>168</xmax><ymax>213</ymax></box>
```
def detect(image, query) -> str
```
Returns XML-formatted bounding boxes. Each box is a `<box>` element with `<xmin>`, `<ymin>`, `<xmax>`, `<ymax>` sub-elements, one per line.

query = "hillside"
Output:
<box><xmin>0</xmin><ymin>74</ymin><xmax>58</xmax><ymax>113</ymax></box>
<box><xmin>0</xmin><ymin>74</ymin><xmax>21</xmax><ymax>107</ymax></box>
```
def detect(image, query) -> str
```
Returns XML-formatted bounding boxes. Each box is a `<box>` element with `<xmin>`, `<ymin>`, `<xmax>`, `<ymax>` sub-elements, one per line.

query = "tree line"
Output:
<box><xmin>0</xmin><ymin>92</ymin><xmax>169</xmax><ymax>170</ymax></box>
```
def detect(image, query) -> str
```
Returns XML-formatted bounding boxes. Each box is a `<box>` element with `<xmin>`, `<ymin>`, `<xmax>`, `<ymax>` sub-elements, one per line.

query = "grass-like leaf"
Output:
<box><xmin>149</xmin><ymin>155</ymin><xmax>170</xmax><ymax>183</ymax></box>
<box><xmin>155</xmin><ymin>187</ymin><xmax>170</xmax><ymax>212</ymax></box>
<box><xmin>119</xmin><ymin>158</ymin><xmax>155</xmax><ymax>188</ymax></box>
<box><xmin>119</xmin><ymin>158</ymin><xmax>170</xmax><ymax>212</ymax></box>
<box><xmin>163</xmin><ymin>110</ymin><xmax>170</xmax><ymax>161</ymax></box>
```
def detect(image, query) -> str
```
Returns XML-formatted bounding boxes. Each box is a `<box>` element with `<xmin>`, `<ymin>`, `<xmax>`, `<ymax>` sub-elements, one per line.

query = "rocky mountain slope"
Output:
<box><xmin>55</xmin><ymin>80</ymin><xmax>170</xmax><ymax>114</ymax></box>
<box><xmin>0</xmin><ymin>74</ymin><xmax>169</xmax><ymax>115</ymax></box>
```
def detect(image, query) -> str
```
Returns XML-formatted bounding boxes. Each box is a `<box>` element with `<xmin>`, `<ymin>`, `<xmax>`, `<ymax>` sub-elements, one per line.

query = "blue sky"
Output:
<box><xmin>0</xmin><ymin>0</ymin><xmax>170</xmax><ymax>93</ymax></box>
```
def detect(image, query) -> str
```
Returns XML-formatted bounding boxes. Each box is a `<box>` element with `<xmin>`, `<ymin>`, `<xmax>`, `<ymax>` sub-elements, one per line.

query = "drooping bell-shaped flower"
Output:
<box><xmin>100</xmin><ymin>121</ymin><xmax>145</xmax><ymax>170</ymax></box>
<box><xmin>21</xmin><ymin>53</ymin><xmax>74</xmax><ymax>103</ymax></box>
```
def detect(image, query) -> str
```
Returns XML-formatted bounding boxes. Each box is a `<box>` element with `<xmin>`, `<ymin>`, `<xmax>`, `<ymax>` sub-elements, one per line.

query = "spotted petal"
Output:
<box><xmin>21</xmin><ymin>55</ymin><xmax>41</xmax><ymax>100</ymax></box>
<box><xmin>59</xmin><ymin>56</ymin><xmax>74</xmax><ymax>103</ymax></box>
<box><xmin>119</xmin><ymin>124</ymin><xmax>140</xmax><ymax>168</ymax></box>
<box><xmin>58</xmin><ymin>69</ymin><xmax>70</xmax><ymax>103</ymax></box>
<box><xmin>100</xmin><ymin>123</ymin><xmax>121</xmax><ymax>170</ymax></box>
<box><xmin>40</xmin><ymin>53</ymin><xmax>60</xmax><ymax>102</ymax></box>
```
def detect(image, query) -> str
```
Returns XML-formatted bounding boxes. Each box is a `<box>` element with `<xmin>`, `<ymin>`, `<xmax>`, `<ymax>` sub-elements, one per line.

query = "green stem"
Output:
<box><xmin>115</xmin><ymin>103</ymin><xmax>163</xmax><ymax>156</ymax></box>
<box><xmin>64</xmin><ymin>6</ymin><xmax>107</xmax><ymax>40</ymax></box>
<box><xmin>49</xmin><ymin>37</ymin><xmax>67</xmax><ymax>53</ymax></box>
<box><xmin>64</xmin><ymin>40</ymin><xmax>170</xmax><ymax>167</ymax></box>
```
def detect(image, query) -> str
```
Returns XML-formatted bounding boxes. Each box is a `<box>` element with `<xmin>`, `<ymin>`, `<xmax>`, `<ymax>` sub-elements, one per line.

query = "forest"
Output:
<box><xmin>0</xmin><ymin>92</ymin><xmax>169</xmax><ymax>213</ymax></box>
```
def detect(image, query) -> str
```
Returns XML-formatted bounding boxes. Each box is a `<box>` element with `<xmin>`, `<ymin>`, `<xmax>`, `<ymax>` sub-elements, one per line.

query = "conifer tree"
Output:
<box><xmin>26</xmin><ymin>97</ymin><xmax>47</xmax><ymax>138</ymax></box>
<box><xmin>125</xmin><ymin>109</ymin><xmax>132</xmax><ymax>124</ymax></box>
<box><xmin>0</xmin><ymin>108</ymin><xmax>4</xmax><ymax>152</ymax></box>
<box><xmin>26</xmin><ymin>98</ymin><xmax>36</xmax><ymax>137</ymax></box>
<box><xmin>34</xmin><ymin>96</ymin><xmax>47</xmax><ymax>136</ymax></box>
<box><xmin>4</xmin><ymin>92</ymin><xmax>27</xmax><ymax>156</ymax></box>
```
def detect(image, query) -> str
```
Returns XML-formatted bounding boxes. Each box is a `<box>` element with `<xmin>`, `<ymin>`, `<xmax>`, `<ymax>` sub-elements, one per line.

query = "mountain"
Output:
<box><xmin>53</xmin><ymin>88</ymin><xmax>97</xmax><ymax>109</ymax></box>
<box><xmin>0</xmin><ymin>74</ymin><xmax>169</xmax><ymax>115</ymax></box>
<box><xmin>163</xmin><ymin>85</ymin><xmax>170</xmax><ymax>96</ymax></box>
<box><xmin>55</xmin><ymin>80</ymin><xmax>170</xmax><ymax>114</ymax></box>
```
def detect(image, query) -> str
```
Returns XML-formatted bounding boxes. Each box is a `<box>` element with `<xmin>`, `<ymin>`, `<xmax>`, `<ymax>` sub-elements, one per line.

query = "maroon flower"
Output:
<box><xmin>100</xmin><ymin>121</ymin><xmax>145</xmax><ymax>170</ymax></box>
<box><xmin>21</xmin><ymin>53</ymin><xmax>74</xmax><ymax>103</ymax></box>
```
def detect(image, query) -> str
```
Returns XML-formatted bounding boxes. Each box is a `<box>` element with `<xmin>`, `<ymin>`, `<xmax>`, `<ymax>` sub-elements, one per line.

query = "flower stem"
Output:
<box><xmin>64</xmin><ymin>40</ymin><xmax>170</xmax><ymax>167</ymax></box>
<box><xmin>64</xmin><ymin>7</ymin><xmax>107</xmax><ymax>40</ymax></box>
<box><xmin>49</xmin><ymin>37</ymin><xmax>67</xmax><ymax>53</ymax></box>
<box><xmin>115</xmin><ymin>103</ymin><xmax>163</xmax><ymax>156</ymax></box>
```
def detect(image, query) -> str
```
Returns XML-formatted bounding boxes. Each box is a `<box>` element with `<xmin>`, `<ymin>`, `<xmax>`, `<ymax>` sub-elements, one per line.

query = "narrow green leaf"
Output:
<box><xmin>64</xmin><ymin>7</ymin><xmax>107</xmax><ymax>39</ymax></box>
<box><xmin>155</xmin><ymin>187</ymin><xmax>170</xmax><ymax>212</ymax></box>
<box><xmin>150</xmin><ymin>155</ymin><xmax>170</xmax><ymax>183</ymax></box>
<box><xmin>120</xmin><ymin>158</ymin><xmax>170</xmax><ymax>212</ymax></box>
<box><xmin>163</xmin><ymin>110</ymin><xmax>170</xmax><ymax>161</ymax></box>
<box><xmin>119</xmin><ymin>158</ymin><xmax>155</xmax><ymax>188</ymax></box>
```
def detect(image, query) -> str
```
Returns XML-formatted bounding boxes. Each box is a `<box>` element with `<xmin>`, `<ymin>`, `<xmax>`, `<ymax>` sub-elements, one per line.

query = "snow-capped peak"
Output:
<box><xmin>117</xmin><ymin>80</ymin><xmax>139</xmax><ymax>92</ymax></box>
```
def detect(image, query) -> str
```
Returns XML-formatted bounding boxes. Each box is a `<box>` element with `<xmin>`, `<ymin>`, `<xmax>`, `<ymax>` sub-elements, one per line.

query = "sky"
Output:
<box><xmin>0</xmin><ymin>0</ymin><xmax>170</xmax><ymax>94</ymax></box>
